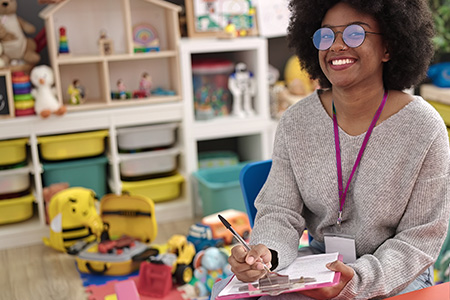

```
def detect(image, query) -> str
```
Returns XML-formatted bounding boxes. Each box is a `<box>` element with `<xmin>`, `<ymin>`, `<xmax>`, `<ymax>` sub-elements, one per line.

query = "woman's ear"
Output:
<box><xmin>382</xmin><ymin>43</ymin><xmax>391</xmax><ymax>62</ymax></box>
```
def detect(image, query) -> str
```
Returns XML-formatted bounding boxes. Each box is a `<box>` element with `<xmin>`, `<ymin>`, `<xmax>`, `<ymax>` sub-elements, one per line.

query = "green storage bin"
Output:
<box><xmin>193</xmin><ymin>162</ymin><xmax>248</xmax><ymax>216</ymax></box>
<box><xmin>42</xmin><ymin>156</ymin><xmax>108</xmax><ymax>198</ymax></box>
<box><xmin>198</xmin><ymin>151</ymin><xmax>239</xmax><ymax>169</ymax></box>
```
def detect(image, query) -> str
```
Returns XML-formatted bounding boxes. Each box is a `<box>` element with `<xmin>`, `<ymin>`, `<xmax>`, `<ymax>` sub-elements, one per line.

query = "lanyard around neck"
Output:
<box><xmin>333</xmin><ymin>90</ymin><xmax>388</xmax><ymax>226</ymax></box>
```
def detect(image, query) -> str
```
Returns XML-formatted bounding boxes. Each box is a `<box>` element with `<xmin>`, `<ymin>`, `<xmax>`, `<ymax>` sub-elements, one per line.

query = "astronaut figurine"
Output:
<box><xmin>228</xmin><ymin>62</ymin><xmax>256</xmax><ymax>118</ymax></box>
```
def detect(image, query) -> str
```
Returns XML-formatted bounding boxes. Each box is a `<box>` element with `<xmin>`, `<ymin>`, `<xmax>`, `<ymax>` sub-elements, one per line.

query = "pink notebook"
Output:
<box><xmin>216</xmin><ymin>252</ymin><xmax>342</xmax><ymax>299</ymax></box>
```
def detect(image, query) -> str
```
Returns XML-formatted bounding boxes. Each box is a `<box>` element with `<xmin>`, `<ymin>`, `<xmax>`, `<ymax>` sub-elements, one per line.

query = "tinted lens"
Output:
<box><xmin>343</xmin><ymin>24</ymin><xmax>365</xmax><ymax>48</ymax></box>
<box><xmin>313</xmin><ymin>27</ymin><xmax>334</xmax><ymax>50</ymax></box>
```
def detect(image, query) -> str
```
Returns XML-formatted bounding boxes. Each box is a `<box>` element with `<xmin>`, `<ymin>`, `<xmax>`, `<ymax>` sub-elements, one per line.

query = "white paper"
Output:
<box><xmin>219</xmin><ymin>252</ymin><xmax>339</xmax><ymax>297</ymax></box>
<box><xmin>254</xmin><ymin>0</ymin><xmax>290</xmax><ymax>38</ymax></box>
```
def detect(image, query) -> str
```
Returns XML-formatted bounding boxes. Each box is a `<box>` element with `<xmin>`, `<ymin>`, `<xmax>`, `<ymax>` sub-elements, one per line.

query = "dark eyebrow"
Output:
<box><xmin>321</xmin><ymin>21</ymin><xmax>372</xmax><ymax>29</ymax></box>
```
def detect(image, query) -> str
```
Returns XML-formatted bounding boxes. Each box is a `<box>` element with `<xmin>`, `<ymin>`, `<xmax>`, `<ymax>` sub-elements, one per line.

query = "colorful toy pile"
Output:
<box><xmin>11</xmin><ymin>71</ymin><xmax>35</xmax><ymax>116</ymax></box>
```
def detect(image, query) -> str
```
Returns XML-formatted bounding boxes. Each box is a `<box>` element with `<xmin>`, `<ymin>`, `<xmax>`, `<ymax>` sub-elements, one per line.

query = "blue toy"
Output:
<box><xmin>193</xmin><ymin>247</ymin><xmax>231</xmax><ymax>297</ymax></box>
<box><xmin>187</xmin><ymin>223</ymin><xmax>224</xmax><ymax>252</ymax></box>
<box><xmin>427</xmin><ymin>62</ymin><xmax>450</xmax><ymax>88</ymax></box>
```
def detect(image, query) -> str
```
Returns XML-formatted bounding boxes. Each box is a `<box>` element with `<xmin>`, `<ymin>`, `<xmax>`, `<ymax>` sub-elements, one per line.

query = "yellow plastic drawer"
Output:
<box><xmin>121</xmin><ymin>173</ymin><xmax>184</xmax><ymax>203</ymax></box>
<box><xmin>37</xmin><ymin>130</ymin><xmax>108</xmax><ymax>161</ymax></box>
<box><xmin>427</xmin><ymin>100</ymin><xmax>450</xmax><ymax>126</ymax></box>
<box><xmin>0</xmin><ymin>193</ymin><xmax>34</xmax><ymax>224</ymax></box>
<box><xmin>0</xmin><ymin>138</ymin><xmax>28</xmax><ymax>166</ymax></box>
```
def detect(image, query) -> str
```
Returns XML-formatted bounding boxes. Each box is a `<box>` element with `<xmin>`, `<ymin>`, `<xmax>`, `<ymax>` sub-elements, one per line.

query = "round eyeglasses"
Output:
<box><xmin>312</xmin><ymin>24</ymin><xmax>382</xmax><ymax>51</ymax></box>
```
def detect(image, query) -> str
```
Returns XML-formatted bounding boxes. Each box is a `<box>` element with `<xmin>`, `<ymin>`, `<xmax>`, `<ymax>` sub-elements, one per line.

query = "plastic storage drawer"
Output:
<box><xmin>42</xmin><ymin>156</ymin><xmax>108</xmax><ymax>198</ymax></box>
<box><xmin>0</xmin><ymin>193</ymin><xmax>34</xmax><ymax>224</ymax></box>
<box><xmin>37</xmin><ymin>130</ymin><xmax>108</xmax><ymax>161</ymax></box>
<box><xmin>120</xmin><ymin>173</ymin><xmax>184</xmax><ymax>203</ymax></box>
<box><xmin>0</xmin><ymin>138</ymin><xmax>28</xmax><ymax>166</ymax></box>
<box><xmin>116</xmin><ymin>123</ymin><xmax>177</xmax><ymax>151</ymax></box>
<box><xmin>119</xmin><ymin>147</ymin><xmax>180</xmax><ymax>179</ymax></box>
<box><xmin>0</xmin><ymin>165</ymin><xmax>30</xmax><ymax>195</ymax></box>
<box><xmin>193</xmin><ymin>163</ymin><xmax>248</xmax><ymax>216</ymax></box>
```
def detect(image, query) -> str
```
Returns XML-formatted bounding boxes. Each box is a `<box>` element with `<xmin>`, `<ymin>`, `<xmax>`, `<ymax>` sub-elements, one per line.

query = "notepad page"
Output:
<box><xmin>219</xmin><ymin>252</ymin><xmax>339</xmax><ymax>297</ymax></box>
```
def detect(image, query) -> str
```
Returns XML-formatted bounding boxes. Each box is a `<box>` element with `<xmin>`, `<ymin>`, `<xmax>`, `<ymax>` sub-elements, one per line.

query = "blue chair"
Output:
<box><xmin>239</xmin><ymin>160</ymin><xmax>272</xmax><ymax>228</ymax></box>
<box><xmin>239</xmin><ymin>159</ymin><xmax>312</xmax><ymax>244</ymax></box>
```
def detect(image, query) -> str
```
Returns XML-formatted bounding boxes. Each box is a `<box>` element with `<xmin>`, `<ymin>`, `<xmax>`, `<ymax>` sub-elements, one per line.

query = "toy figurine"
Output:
<box><xmin>139</xmin><ymin>72</ymin><xmax>152</xmax><ymax>97</ymax></box>
<box><xmin>193</xmin><ymin>247</ymin><xmax>232</xmax><ymax>297</ymax></box>
<box><xmin>67</xmin><ymin>79</ymin><xmax>85</xmax><ymax>105</ymax></box>
<box><xmin>98</xmin><ymin>29</ymin><xmax>113</xmax><ymax>55</ymax></box>
<box><xmin>117</xmin><ymin>79</ymin><xmax>127</xmax><ymax>99</ymax></box>
<box><xmin>30</xmin><ymin>65</ymin><xmax>66</xmax><ymax>118</ymax></box>
<box><xmin>228</xmin><ymin>62</ymin><xmax>256</xmax><ymax>117</ymax></box>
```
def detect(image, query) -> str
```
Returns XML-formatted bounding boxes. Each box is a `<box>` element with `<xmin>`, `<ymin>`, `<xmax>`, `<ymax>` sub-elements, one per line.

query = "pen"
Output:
<box><xmin>218</xmin><ymin>214</ymin><xmax>272</xmax><ymax>274</ymax></box>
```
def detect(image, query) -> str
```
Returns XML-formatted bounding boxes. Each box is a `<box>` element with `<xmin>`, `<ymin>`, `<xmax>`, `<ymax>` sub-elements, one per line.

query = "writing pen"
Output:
<box><xmin>218</xmin><ymin>214</ymin><xmax>272</xmax><ymax>274</ymax></box>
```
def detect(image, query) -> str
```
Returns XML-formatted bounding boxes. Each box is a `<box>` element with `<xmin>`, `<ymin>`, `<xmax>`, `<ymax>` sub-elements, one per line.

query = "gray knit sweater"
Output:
<box><xmin>250</xmin><ymin>90</ymin><xmax>450</xmax><ymax>299</ymax></box>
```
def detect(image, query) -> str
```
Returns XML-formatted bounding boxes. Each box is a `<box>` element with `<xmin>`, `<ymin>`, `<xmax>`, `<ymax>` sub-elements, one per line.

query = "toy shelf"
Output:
<box><xmin>39</xmin><ymin>0</ymin><xmax>182</xmax><ymax>112</ymax></box>
<box><xmin>0</xmin><ymin>102</ymin><xmax>193</xmax><ymax>250</ymax></box>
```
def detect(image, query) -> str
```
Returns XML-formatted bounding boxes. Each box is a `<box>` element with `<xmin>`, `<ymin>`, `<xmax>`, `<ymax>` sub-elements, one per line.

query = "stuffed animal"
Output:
<box><xmin>0</xmin><ymin>0</ymin><xmax>40</xmax><ymax>72</ymax></box>
<box><xmin>30</xmin><ymin>65</ymin><xmax>66</xmax><ymax>118</ymax></box>
<box><xmin>193</xmin><ymin>247</ymin><xmax>232</xmax><ymax>297</ymax></box>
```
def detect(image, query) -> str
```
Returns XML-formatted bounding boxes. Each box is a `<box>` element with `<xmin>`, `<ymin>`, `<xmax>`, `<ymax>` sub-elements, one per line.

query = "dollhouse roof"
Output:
<box><xmin>39</xmin><ymin>0</ymin><xmax>181</xmax><ymax>19</ymax></box>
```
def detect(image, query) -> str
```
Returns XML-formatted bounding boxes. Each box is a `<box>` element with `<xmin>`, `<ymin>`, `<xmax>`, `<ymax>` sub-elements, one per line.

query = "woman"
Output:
<box><xmin>211</xmin><ymin>0</ymin><xmax>450</xmax><ymax>299</ymax></box>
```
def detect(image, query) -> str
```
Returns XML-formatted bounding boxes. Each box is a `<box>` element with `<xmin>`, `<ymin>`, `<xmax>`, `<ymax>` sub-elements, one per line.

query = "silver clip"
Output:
<box><xmin>337</xmin><ymin>211</ymin><xmax>343</xmax><ymax>226</ymax></box>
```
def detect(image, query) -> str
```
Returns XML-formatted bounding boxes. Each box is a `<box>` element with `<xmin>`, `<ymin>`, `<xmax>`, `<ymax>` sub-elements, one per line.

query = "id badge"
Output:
<box><xmin>324</xmin><ymin>233</ymin><xmax>357</xmax><ymax>263</ymax></box>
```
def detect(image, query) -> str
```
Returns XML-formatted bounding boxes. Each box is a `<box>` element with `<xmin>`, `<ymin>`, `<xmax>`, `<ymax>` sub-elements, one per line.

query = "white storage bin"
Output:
<box><xmin>119</xmin><ymin>147</ymin><xmax>180</xmax><ymax>178</ymax></box>
<box><xmin>116</xmin><ymin>123</ymin><xmax>178</xmax><ymax>151</ymax></box>
<box><xmin>0</xmin><ymin>165</ymin><xmax>30</xmax><ymax>195</ymax></box>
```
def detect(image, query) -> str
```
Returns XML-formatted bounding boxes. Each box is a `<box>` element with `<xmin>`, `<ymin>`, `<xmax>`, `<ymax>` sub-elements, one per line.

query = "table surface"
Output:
<box><xmin>385</xmin><ymin>282</ymin><xmax>449</xmax><ymax>299</ymax></box>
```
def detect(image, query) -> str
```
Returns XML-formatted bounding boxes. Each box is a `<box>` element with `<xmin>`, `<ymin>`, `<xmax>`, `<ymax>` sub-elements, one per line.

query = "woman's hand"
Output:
<box><xmin>300</xmin><ymin>260</ymin><xmax>354</xmax><ymax>300</ymax></box>
<box><xmin>228</xmin><ymin>243</ymin><xmax>272</xmax><ymax>282</ymax></box>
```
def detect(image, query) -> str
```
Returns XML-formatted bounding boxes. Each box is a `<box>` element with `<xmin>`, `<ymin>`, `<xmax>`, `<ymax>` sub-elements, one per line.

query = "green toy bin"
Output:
<box><xmin>193</xmin><ymin>162</ymin><xmax>249</xmax><ymax>216</ymax></box>
<box><xmin>42</xmin><ymin>156</ymin><xmax>108</xmax><ymax>198</ymax></box>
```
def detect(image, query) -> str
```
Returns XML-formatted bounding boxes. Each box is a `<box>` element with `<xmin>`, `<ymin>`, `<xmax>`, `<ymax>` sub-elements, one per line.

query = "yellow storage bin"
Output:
<box><xmin>0</xmin><ymin>193</ymin><xmax>34</xmax><ymax>224</ymax></box>
<box><xmin>427</xmin><ymin>100</ymin><xmax>450</xmax><ymax>126</ymax></box>
<box><xmin>0</xmin><ymin>138</ymin><xmax>28</xmax><ymax>166</ymax></box>
<box><xmin>37</xmin><ymin>130</ymin><xmax>108</xmax><ymax>161</ymax></box>
<box><xmin>121</xmin><ymin>173</ymin><xmax>184</xmax><ymax>203</ymax></box>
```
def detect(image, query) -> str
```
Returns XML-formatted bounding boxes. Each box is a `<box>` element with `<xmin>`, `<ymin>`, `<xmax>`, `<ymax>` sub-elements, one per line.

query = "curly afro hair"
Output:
<box><xmin>286</xmin><ymin>0</ymin><xmax>435</xmax><ymax>91</ymax></box>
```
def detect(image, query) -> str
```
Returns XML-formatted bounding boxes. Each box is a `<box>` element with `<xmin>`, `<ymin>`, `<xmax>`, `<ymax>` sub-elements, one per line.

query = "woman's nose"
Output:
<box><xmin>329</xmin><ymin>32</ymin><xmax>347</xmax><ymax>51</ymax></box>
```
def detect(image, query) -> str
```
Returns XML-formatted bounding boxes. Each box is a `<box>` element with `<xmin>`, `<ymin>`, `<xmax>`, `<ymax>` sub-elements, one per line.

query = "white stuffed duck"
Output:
<box><xmin>30</xmin><ymin>65</ymin><xmax>66</xmax><ymax>118</ymax></box>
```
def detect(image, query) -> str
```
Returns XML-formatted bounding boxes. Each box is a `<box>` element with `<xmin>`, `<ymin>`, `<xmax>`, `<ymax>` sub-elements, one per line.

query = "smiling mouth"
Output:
<box><xmin>331</xmin><ymin>58</ymin><xmax>356</xmax><ymax>66</ymax></box>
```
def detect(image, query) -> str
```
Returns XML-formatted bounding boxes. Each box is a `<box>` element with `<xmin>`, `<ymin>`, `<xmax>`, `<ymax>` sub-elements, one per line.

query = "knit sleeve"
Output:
<box><xmin>337</xmin><ymin>126</ymin><xmax>450</xmax><ymax>299</ymax></box>
<box><xmin>249</xmin><ymin>116</ymin><xmax>308</xmax><ymax>270</ymax></box>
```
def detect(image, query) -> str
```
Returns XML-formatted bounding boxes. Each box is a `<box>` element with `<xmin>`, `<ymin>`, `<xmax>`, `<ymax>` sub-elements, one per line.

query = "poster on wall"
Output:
<box><xmin>253</xmin><ymin>0</ymin><xmax>290</xmax><ymax>38</ymax></box>
<box><xmin>185</xmin><ymin>0</ymin><xmax>257</xmax><ymax>38</ymax></box>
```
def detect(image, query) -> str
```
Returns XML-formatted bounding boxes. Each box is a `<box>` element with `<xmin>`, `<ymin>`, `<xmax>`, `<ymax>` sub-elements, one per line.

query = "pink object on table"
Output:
<box><xmin>115</xmin><ymin>280</ymin><xmax>140</xmax><ymax>300</ymax></box>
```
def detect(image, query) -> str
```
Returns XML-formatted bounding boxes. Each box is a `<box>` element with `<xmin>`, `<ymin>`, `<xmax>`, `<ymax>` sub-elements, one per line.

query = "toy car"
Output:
<box><xmin>187</xmin><ymin>223</ymin><xmax>225</xmax><ymax>252</ymax></box>
<box><xmin>202</xmin><ymin>209</ymin><xmax>251</xmax><ymax>245</ymax></box>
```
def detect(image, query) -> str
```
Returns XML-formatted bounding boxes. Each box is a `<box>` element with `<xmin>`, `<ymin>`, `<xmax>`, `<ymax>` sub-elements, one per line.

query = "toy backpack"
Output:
<box><xmin>43</xmin><ymin>187</ymin><xmax>103</xmax><ymax>252</ymax></box>
<box><xmin>100</xmin><ymin>193</ymin><xmax>157</xmax><ymax>243</ymax></box>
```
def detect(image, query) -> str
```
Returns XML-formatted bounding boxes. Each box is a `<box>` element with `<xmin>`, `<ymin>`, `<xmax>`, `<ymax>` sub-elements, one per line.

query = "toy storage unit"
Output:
<box><xmin>42</xmin><ymin>156</ymin><xmax>109</xmax><ymax>198</ymax></box>
<box><xmin>0</xmin><ymin>138</ymin><xmax>28</xmax><ymax>166</ymax></box>
<box><xmin>0</xmin><ymin>193</ymin><xmax>35</xmax><ymax>225</ymax></box>
<box><xmin>116</xmin><ymin>123</ymin><xmax>178</xmax><ymax>151</ymax></box>
<box><xmin>192</xmin><ymin>59</ymin><xmax>234</xmax><ymax>120</ymax></box>
<box><xmin>119</xmin><ymin>173</ymin><xmax>184</xmax><ymax>203</ymax></box>
<box><xmin>37</xmin><ymin>130</ymin><xmax>109</xmax><ymax>161</ymax></box>
<box><xmin>193</xmin><ymin>163</ymin><xmax>248</xmax><ymax>216</ymax></box>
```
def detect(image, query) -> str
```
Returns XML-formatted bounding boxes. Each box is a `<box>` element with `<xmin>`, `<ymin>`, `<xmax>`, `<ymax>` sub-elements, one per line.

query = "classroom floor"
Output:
<box><xmin>0</xmin><ymin>217</ymin><xmax>201</xmax><ymax>300</ymax></box>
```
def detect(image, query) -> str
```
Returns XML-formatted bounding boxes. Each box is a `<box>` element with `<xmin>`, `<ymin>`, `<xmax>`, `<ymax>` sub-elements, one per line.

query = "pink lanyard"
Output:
<box><xmin>333</xmin><ymin>90</ymin><xmax>388</xmax><ymax>225</ymax></box>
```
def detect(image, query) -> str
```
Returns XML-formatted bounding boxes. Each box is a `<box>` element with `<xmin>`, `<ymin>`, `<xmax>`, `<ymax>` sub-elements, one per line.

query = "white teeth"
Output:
<box><xmin>331</xmin><ymin>59</ymin><xmax>354</xmax><ymax>66</ymax></box>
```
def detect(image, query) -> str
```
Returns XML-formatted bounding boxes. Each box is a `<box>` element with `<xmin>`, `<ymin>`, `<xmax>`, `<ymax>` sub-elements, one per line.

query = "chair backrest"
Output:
<box><xmin>239</xmin><ymin>160</ymin><xmax>272</xmax><ymax>227</ymax></box>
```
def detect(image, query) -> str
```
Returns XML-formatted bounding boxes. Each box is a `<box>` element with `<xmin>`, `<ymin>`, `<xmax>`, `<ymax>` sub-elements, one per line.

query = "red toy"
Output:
<box><xmin>137</xmin><ymin>261</ymin><xmax>172</xmax><ymax>298</ymax></box>
<box><xmin>98</xmin><ymin>235</ymin><xmax>136</xmax><ymax>254</ymax></box>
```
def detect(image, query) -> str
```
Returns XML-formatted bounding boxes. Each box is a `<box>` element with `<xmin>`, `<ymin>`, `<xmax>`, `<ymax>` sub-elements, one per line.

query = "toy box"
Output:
<box><xmin>118</xmin><ymin>147</ymin><xmax>180</xmax><ymax>180</ymax></box>
<box><xmin>119</xmin><ymin>173</ymin><xmax>184</xmax><ymax>203</ymax></box>
<box><xmin>0</xmin><ymin>165</ymin><xmax>30</xmax><ymax>196</ymax></box>
<box><xmin>0</xmin><ymin>138</ymin><xmax>28</xmax><ymax>166</ymax></box>
<box><xmin>198</xmin><ymin>151</ymin><xmax>239</xmax><ymax>169</ymax></box>
<box><xmin>193</xmin><ymin>162</ymin><xmax>248</xmax><ymax>216</ymax></box>
<box><xmin>37</xmin><ymin>130</ymin><xmax>108</xmax><ymax>161</ymax></box>
<box><xmin>42</xmin><ymin>156</ymin><xmax>108</xmax><ymax>198</ymax></box>
<box><xmin>116</xmin><ymin>123</ymin><xmax>177</xmax><ymax>151</ymax></box>
<box><xmin>0</xmin><ymin>193</ymin><xmax>34</xmax><ymax>224</ymax></box>
<box><xmin>192</xmin><ymin>59</ymin><xmax>234</xmax><ymax>120</ymax></box>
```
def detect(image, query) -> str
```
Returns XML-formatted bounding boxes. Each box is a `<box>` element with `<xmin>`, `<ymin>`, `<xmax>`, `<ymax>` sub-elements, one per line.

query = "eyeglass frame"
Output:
<box><xmin>312</xmin><ymin>23</ymin><xmax>383</xmax><ymax>51</ymax></box>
